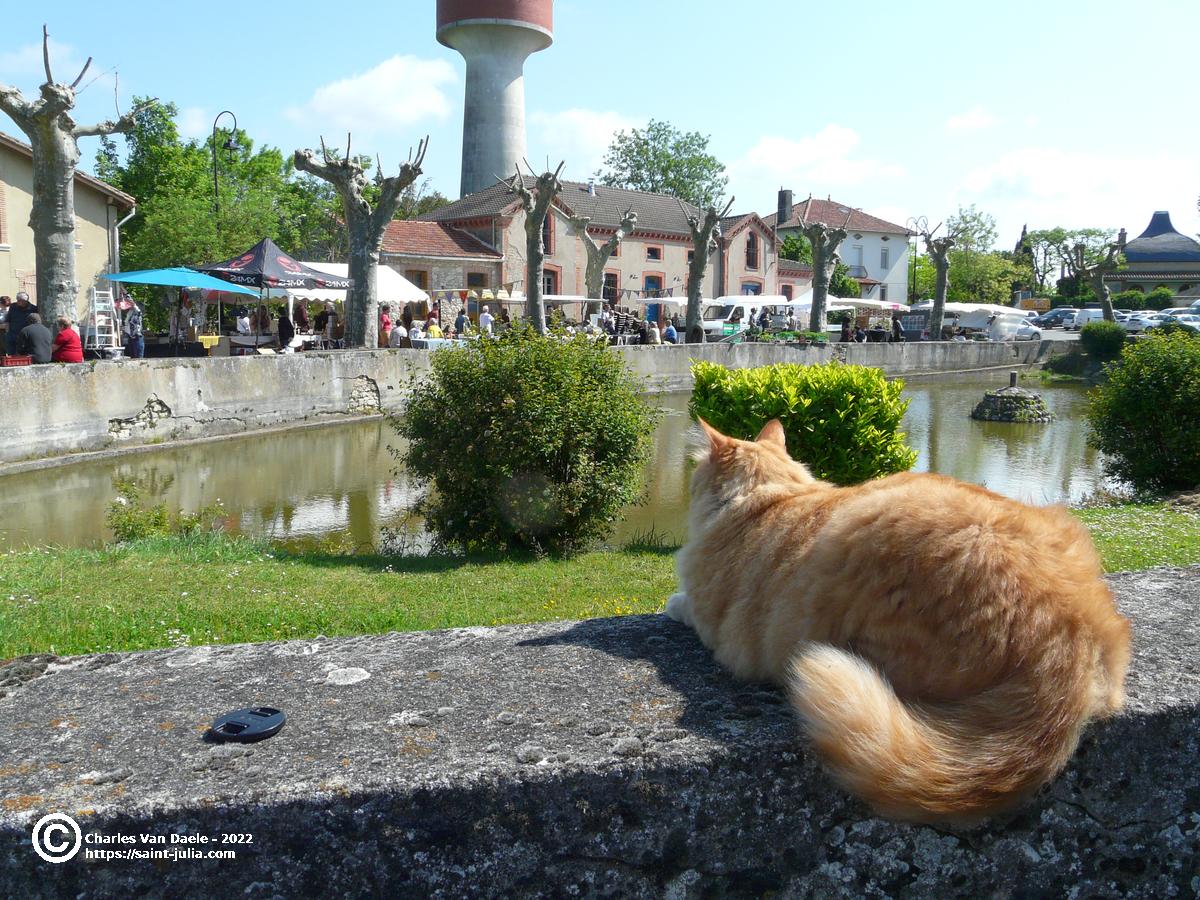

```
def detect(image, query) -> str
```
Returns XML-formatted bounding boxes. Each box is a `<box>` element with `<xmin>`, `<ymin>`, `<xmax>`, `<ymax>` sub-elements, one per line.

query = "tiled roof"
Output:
<box><xmin>421</xmin><ymin>177</ymin><xmax>702</xmax><ymax>237</ymax></box>
<box><xmin>0</xmin><ymin>131</ymin><xmax>136</xmax><ymax>208</ymax></box>
<box><xmin>764</xmin><ymin>196</ymin><xmax>911</xmax><ymax>235</ymax></box>
<box><xmin>381</xmin><ymin>220</ymin><xmax>502</xmax><ymax>259</ymax></box>
<box><xmin>778</xmin><ymin>257</ymin><xmax>814</xmax><ymax>276</ymax></box>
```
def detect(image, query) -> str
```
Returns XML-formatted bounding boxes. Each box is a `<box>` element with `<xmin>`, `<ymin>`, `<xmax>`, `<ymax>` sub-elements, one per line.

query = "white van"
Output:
<box><xmin>1067</xmin><ymin>308</ymin><xmax>1106</xmax><ymax>330</ymax></box>
<box><xmin>701</xmin><ymin>296</ymin><xmax>791</xmax><ymax>338</ymax></box>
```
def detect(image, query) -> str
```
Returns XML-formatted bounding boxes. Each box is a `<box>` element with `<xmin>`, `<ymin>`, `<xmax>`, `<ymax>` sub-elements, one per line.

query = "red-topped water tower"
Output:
<box><xmin>436</xmin><ymin>0</ymin><xmax>553</xmax><ymax>198</ymax></box>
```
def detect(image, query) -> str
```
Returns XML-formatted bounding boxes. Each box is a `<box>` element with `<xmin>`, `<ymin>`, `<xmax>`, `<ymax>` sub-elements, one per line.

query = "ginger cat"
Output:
<box><xmin>667</xmin><ymin>418</ymin><xmax>1131</xmax><ymax>823</ymax></box>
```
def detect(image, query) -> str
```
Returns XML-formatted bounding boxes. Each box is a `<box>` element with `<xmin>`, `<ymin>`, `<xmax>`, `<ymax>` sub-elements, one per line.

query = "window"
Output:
<box><xmin>467</xmin><ymin>272</ymin><xmax>488</xmax><ymax>290</ymax></box>
<box><xmin>603</xmin><ymin>272</ymin><xmax>618</xmax><ymax>301</ymax></box>
<box><xmin>745</xmin><ymin>232</ymin><xmax>759</xmax><ymax>270</ymax></box>
<box><xmin>405</xmin><ymin>269</ymin><xmax>428</xmax><ymax>290</ymax></box>
<box><xmin>880</xmin><ymin>246</ymin><xmax>889</xmax><ymax>270</ymax></box>
<box><xmin>542</xmin><ymin>214</ymin><xmax>554</xmax><ymax>254</ymax></box>
<box><xmin>643</xmin><ymin>274</ymin><xmax>663</xmax><ymax>295</ymax></box>
<box><xmin>781</xmin><ymin>284</ymin><xmax>793</xmax><ymax>300</ymax></box>
<box><xmin>687</xmin><ymin>249</ymin><xmax>695</xmax><ymax>264</ymax></box>
<box><xmin>543</xmin><ymin>269</ymin><xmax>558</xmax><ymax>295</ymax></box>
<box><xmin>850</xmin><ymin>245</ymin><xmax>864</xmax><ymax>268</ymax></box>
<box><xmin>646</xmin><ymin>245</ymin><xmax>662</xmax><ymax>262</ymax></box>
<box><xmin>741</xmin><ymin>282</ymin><xmax>762</xmax><ymax>295</ymax></box>
<box><xmin>879</xmin><ymin>284</ymin><xmax>888</xmax><ymax>302</ymax></box>
<box><xmin>610</xmin><ymin>243</ymin><xmax>619</xmax><ymax>258</ymax></box>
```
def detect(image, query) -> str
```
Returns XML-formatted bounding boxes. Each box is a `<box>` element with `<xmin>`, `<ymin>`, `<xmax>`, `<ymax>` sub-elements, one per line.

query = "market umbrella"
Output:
<box><xmin>103</xmin><ymin>266</ymin><xmax>259</xmax><ymax>296</ymax></box>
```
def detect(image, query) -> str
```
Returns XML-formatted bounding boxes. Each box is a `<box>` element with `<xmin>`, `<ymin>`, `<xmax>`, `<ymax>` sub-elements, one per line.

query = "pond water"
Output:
<box><xmin>0</xmin><ymin>375</ymin><xmax>1107</xmax><ymax>552</ymax></box>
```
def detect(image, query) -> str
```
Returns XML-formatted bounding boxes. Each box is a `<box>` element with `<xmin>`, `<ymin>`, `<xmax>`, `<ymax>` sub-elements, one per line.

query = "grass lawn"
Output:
<box><xmin>2</xmin><ymin>503</ymin><xmax>1196</xmax><ymax>659</ymax></box>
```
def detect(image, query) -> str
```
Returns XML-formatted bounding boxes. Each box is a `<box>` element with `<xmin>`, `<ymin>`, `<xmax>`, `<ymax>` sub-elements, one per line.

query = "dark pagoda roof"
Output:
<box><xmin>1124</xmin><ymin>211</ymin><xmax>1200</xmax><ymax>264</ymax></box>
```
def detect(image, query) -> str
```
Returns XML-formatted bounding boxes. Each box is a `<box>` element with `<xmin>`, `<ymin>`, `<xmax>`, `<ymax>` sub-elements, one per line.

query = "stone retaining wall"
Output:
<box><xmin>0</xmin><ymin>566</ymin><xmax>1195</xmax><ymax>897</ymax></box>
<box><xmin>0</xmin><ymin>341</ymin><xmax>1053</xmax><ymax>464</ymax></box>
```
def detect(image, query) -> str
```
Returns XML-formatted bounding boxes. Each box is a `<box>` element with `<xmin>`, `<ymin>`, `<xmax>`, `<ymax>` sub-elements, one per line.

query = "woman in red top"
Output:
<box><xmin>52</xmin><ymin>316</ymin><xmax>84</xmax><ymax>363</ymax></box>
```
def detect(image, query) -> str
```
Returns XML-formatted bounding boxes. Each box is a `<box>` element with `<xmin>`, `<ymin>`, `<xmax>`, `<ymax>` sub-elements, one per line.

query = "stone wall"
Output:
<box><xmin>0</xmin><ymin>341</ymin><xmax>1055</xmax><ymax>464</ymax></box>
<box><xmin>0</xmin><ymin>567</ymin><xmax>1195</xmax><ymax>897</ymax></box>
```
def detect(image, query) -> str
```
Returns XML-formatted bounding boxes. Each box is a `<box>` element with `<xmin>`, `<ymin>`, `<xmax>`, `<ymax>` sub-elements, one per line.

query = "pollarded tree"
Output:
<box><xmin>0</xmin><ymin>27</ymin><xmax>154</xmax><ymax>326</ymax></box>
<box><xmin>509</xmin><ymin>163</ymin><xmax>565</xmax><ymax>335</ymax></box>
<box><xmin>294</xmin><ymin>134</ymin><xmax>428</xmax><ymax>348</ymax></box>
<box><xmin>568</xmin><ymin>206</ymin><xmax>637</xmax><ymax>302</ymax></box>
<box><xmin>684</xmin><ymin>197</ymin><xmax>735</xmax><ymax>344</ymax></box>
<box><xmin>1060</xmin><ymin>240</ymin><xmax>1122</xmax><ymax>322</ymax></box>
<box><xmin>923</xmin><ymin>230</ymin><xmax>955</xmax><ymax>340</ymax></box>
<box><xmin>800</xmin><ymin>200</ymin><xmax>852</xmax><ymax>333</ymax></box>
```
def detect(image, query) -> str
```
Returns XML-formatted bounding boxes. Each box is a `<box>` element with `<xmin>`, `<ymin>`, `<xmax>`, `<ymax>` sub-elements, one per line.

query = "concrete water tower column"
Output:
<box><xmin>437</xmin><ymin>0</ymin><xmax>553</xmax><ymax>198</ymax></box>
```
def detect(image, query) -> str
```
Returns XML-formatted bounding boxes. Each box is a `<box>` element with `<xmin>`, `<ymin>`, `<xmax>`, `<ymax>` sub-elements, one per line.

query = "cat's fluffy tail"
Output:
<box><xmin>787</xmin><ymin>643</ymin><xmax>1094</xmax><ymax>823</ymax></box>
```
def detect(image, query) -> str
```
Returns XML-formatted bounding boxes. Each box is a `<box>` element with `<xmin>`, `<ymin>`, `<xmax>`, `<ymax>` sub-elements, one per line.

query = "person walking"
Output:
<box><xmin>454</xmin><ymin>305</ymin><xmax>469</xmax><ymax>335</ymax></box>
<box><xmin>479</xmin><ymin>305</ymin><xmax>494</xmax><ymax>335</ymax></box>
<box><xmin>19</xmin><ymin>313</ymin><xmax>53</xmax><ymax>363</ymax></box>
<box><xmin>378</xmin><ymin>305</ymin><xmax>392</xmax><ymax>348</ymax></box>
<box><xmin>278</xmin><ymin>307</ymin><xmax>295</xmax><ymax>350</ymax></box>
<box><xmin>51</xmin><ymin>317</ymin><xmax>83</xmax><ymax>363</ymax></box>
<box><xmin>124</xmin><ymin>300</ymin><xmax>145</xmax><ymax>358</ymax></box>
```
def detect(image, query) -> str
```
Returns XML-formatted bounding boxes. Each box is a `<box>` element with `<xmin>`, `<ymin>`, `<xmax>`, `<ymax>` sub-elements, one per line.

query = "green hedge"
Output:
<box><xmin>1080</xmin><ymin>320</ymin><xmax>1127</xmax><ymax>358</ymax></box>
<box><xmin>1086</xmin><ymin>330</ymin><xmax>1200</xmax><ymax>493</ymax></box>
<box><xmin>689</xmin><ymin>361</ymin><xmax>917</xmax><ymax>485</ymax></box>
<box><xmin>397</xmin><ymin>325</ymin><xmax>660</xmax><ymax>555</ymax></box>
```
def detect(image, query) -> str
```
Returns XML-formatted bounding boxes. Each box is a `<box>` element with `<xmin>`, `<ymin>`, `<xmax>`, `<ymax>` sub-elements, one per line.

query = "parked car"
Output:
<box><xmin>1032</xmin><ymin>308</ymin><xmax>1077</xmax><ymax>328</ymax></box>
<box><xmin>1161</xmin><ymin>314</ymin><xmax>1200</xmax><ymax>334</ymax></box>
<box><xmin>1160</xmin><ymin>307</ymin><xmax>1197</xmax><ymax>319</ymax></box>
<box><xmin>1121</xmin><ymin>313</ymin><xmax>1165</xmax><ymax>333</ymax></box>
<box><xmin>1014</xmin><ymin>322</ymin><xmax>1042</xmax><ymax>341</ymax></box>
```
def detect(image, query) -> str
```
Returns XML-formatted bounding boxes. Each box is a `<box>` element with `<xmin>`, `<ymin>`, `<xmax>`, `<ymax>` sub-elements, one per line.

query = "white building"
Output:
<box><xmin>764</xmin><ymin>195</ymin><xmax>912</xmax><ymax>303</ymax></box>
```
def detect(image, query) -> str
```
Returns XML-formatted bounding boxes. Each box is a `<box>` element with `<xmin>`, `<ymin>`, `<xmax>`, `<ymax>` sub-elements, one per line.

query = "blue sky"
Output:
<box><xmin>2</xmin><ymin>0</ymin><xmax>1197</xmax><ymax>248</ymax></box>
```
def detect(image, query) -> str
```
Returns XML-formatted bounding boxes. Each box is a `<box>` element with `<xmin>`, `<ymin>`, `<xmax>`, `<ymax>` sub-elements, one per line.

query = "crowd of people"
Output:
<box><xmin>1</xmin><ymin>292</ymin><xmax>86</xmax><ymax>364</ymax></box>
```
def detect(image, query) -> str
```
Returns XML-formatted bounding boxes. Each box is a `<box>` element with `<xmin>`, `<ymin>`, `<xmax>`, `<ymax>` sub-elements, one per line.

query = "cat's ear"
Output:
<box><xmin>696</xmin><ymin>417</ymin><xmax>728</xmax><ymax>452</ymax></box>
<box><xmin>756</xmin><ymin>418</ymin><xmax>786</xmax><ymax>449</ymax></box>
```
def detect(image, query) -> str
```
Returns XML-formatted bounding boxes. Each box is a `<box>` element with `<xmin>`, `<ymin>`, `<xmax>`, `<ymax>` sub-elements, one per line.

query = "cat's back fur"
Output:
<box><xmin>670</xmin><ymin>418</ymin><xmax>1131</xmax><ymax>823</ymax></box>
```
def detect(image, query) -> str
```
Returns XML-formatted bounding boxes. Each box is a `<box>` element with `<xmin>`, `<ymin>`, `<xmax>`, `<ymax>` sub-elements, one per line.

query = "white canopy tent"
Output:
<box><xmin>266</xmin><ymin>263</ymin><xmax>427</xmax><ymax>307</ymax></box>
<box><xmin>912</xmin><ymin>301</ymin><xmax>1024</xmax><ymax>317</ymax></box>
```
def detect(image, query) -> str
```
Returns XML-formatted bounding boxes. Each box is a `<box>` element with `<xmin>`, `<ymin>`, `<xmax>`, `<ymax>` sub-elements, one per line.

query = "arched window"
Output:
<box><xmin>745</xmin><ymin>232</ymin><xmax>758</xmax><ymax>269</ymax></box>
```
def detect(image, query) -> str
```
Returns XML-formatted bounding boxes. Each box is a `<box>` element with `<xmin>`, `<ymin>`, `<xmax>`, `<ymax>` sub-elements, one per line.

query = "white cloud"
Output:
<box><xmin>960</xmin><ymin>146</ymin><xmax>1200</xmax><ymax>238</ymax></box>
<box><xmin>0</xmin><ymin>38</ymin><xmax>116</xmax><ymax>100</ymax></box>
<box><xmin>177</xmin><ymin>107</ymin><xmax>209</xmax><ymax>141</ymax></box>
<box><xmin>944</xmin><ymin>105</ymin><xmax>998</xmax><ymax>133</ymax></box>
<box><xmin>528</xmin><ymin>108</ymin><xmax>642</xmax><ymax>181</ymax></box>
<box><xmin>285</xmin><ymin>56</ymin><xmax>457</xmax><ymax>136</ymax></box>
<box><xmin>725</xmin><ymin>125</ymin><xmax>904</xmax><ymax>210</ymax></box>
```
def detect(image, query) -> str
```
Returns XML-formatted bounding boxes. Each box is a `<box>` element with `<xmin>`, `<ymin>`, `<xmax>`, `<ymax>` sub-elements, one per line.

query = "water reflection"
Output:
<box><xmin>0</xmin><ymin>376</ymin><xmax>1105</xmax><ymax>552</ymax></box>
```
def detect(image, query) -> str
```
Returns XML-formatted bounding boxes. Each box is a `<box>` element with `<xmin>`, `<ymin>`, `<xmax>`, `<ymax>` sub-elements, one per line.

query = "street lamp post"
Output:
<box><xmin>906</xmin><ymin>216</ymin><xmax>928</xmax><ymax>304</ymax></box>
<box><xmin>211</xmin><ymin>110</ymin><xmax>239</xmax><ymax>234</ymax></box>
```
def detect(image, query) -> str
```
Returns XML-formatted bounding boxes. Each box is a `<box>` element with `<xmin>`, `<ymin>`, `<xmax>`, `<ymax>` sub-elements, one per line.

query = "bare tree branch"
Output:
<box><xmin>69</xmin><ymin>56</ymin><xmax>93</xmax><ymax>90</ymax></box>
<box><xmin>42</xmin><ymin>25</ymin><xmax>53</xmax><ymax>84</ymax></box>
<box><xmin>73</xmin><ymin>97</ymin><xmax>156</xmax><ymax>138</ymax></box>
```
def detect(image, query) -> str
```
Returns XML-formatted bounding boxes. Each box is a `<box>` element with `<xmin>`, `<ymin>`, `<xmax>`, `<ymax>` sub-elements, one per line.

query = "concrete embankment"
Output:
<box><xmin>0</xmin><ymin>566</ymin><xmax>1194</xmax><ymax>897</ymax></box>
<box><xmin>0</xmin><ymin>341</ymin><xmax>1057</xmax><ymax>464</ymax></box>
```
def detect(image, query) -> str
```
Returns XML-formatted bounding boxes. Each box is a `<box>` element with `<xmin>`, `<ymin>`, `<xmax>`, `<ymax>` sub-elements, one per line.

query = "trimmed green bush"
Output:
<box><xmin>1145</xmin><ymin>286</ymin><xmax>1176</xmax><ymax>311</ymax></box>
<box><xmin>1086</xmin><ymin>330</ymin><xmax>1200</xmax><ymax>493</ymax></box>
<box><xmin>1113</xmin><ymin>289</ymin><xmax>1146</xmax><ymax>311</ymax></box>
<box><xmin>396</xmin><ymin>325</ymin><xmax>660</xmax><ymax>555</ymax></box>
<box><xmin>1080</xmin><ymin>320</ymin><xmax>1127</xmax><ymax>358</ymax></box>
<box><xmin>689</xmin><ymin>361</ymin><xmax>917</xmax><ymax>485</ymax></box>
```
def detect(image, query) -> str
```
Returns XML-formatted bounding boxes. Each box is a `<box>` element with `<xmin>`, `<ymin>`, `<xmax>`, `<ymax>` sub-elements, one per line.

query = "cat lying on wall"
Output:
<box><xmin>667</xmin><ymin>418</ymin><xmax>1131</xmax><ymax>824</ymax></box>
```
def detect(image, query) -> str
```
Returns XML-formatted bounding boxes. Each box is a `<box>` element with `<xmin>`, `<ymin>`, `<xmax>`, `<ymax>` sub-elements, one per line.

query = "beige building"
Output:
<box><xmin>0</xmin><ymin>131</ymin><xmax>135</xmax><ymax>319</ymax></box>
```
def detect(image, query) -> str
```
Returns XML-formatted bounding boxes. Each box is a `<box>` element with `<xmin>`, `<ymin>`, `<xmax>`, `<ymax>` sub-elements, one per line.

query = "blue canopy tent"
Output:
<box><xmin>103</xmin><ymin>267</ymin><xmax>258</xmax><ymax>295</ymax></box>
<box><xmin>103</xmin><ymin>267</ymin><xmax>259</xmax><ymax>345</ymax></box>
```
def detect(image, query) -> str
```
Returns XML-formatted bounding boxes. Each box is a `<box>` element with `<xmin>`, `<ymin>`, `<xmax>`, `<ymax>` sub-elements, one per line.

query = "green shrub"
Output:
<box><xmin>396</xmin><ymin>324</ymin><xmax>660</xmax><ymax>555</ymax></box>
<box><xmin>1145</xmin><ymin>286</ymin><xmax>1176</xmax><ymax>311</ymax></box>
<box><xmin>1080</xmin><ymin>320</ymin><xmax>1127</xmax><ymax>358</ymax></box>
<box><xmin>105</xmin><ymin>479</ymin><xmax>226</xmax><ymax>543</ymax></box>
<box><xmin>1113</xmin><ymin>289</ymin><xmax>1146</xmax><ymax>311</ymax></box>
<box><xmin>689</xmin><ymin>361</ymin><xmax>917</xmax><ymax>485</ymax></box>
<box><xmin>1086</xmin><ymin>331</ymin><xmax>1200</xmax><ymax>493</ymax></box>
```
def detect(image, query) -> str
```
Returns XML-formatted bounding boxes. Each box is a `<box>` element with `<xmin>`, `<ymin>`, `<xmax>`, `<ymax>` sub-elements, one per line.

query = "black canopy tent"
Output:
<box><xmin>200</xmin><ymin>238</ymin><xmax>353</xmax><ymax>340</ymax></box>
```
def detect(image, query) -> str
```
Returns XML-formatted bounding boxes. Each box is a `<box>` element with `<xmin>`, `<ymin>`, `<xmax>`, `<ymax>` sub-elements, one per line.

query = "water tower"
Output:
<box><xmin>436</xmin><ymin>0</ymin><xmax>553</xmax><ymax>198</ymax></box>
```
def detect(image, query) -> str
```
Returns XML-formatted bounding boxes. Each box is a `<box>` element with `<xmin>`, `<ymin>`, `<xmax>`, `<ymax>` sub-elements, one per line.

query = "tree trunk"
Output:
<box><xmin>685</xmin><ymin>247</ymin><xmax>708</xmax><ymax>344</ymax></box>
<box><xmin>931</xmin><ymin>260</ymin><xmax>949</xmax><ymax>340</ymax></box>
<box><xmin>525</xmin><ymin>216</ymin><xmax>546</xmax><ymax>334</ymax></box>
<box><xmin>29</xmin><ymin>134</ymin><xmax>80</xmax><ymax>325</ymax></box>
<box><xmin>346</xmin><ymin>226</ymin><xmax>378</xmax><ymax>348</ymax></box>
<box><xmin>1090</xmin><ymin>271</ymin><xmax>1115</xmax><ymax>322</ymax></box>
<box><xmin>808</xmin><ymin>239</ymin><xmax>831</xmax><ymax>334</ymax></box>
